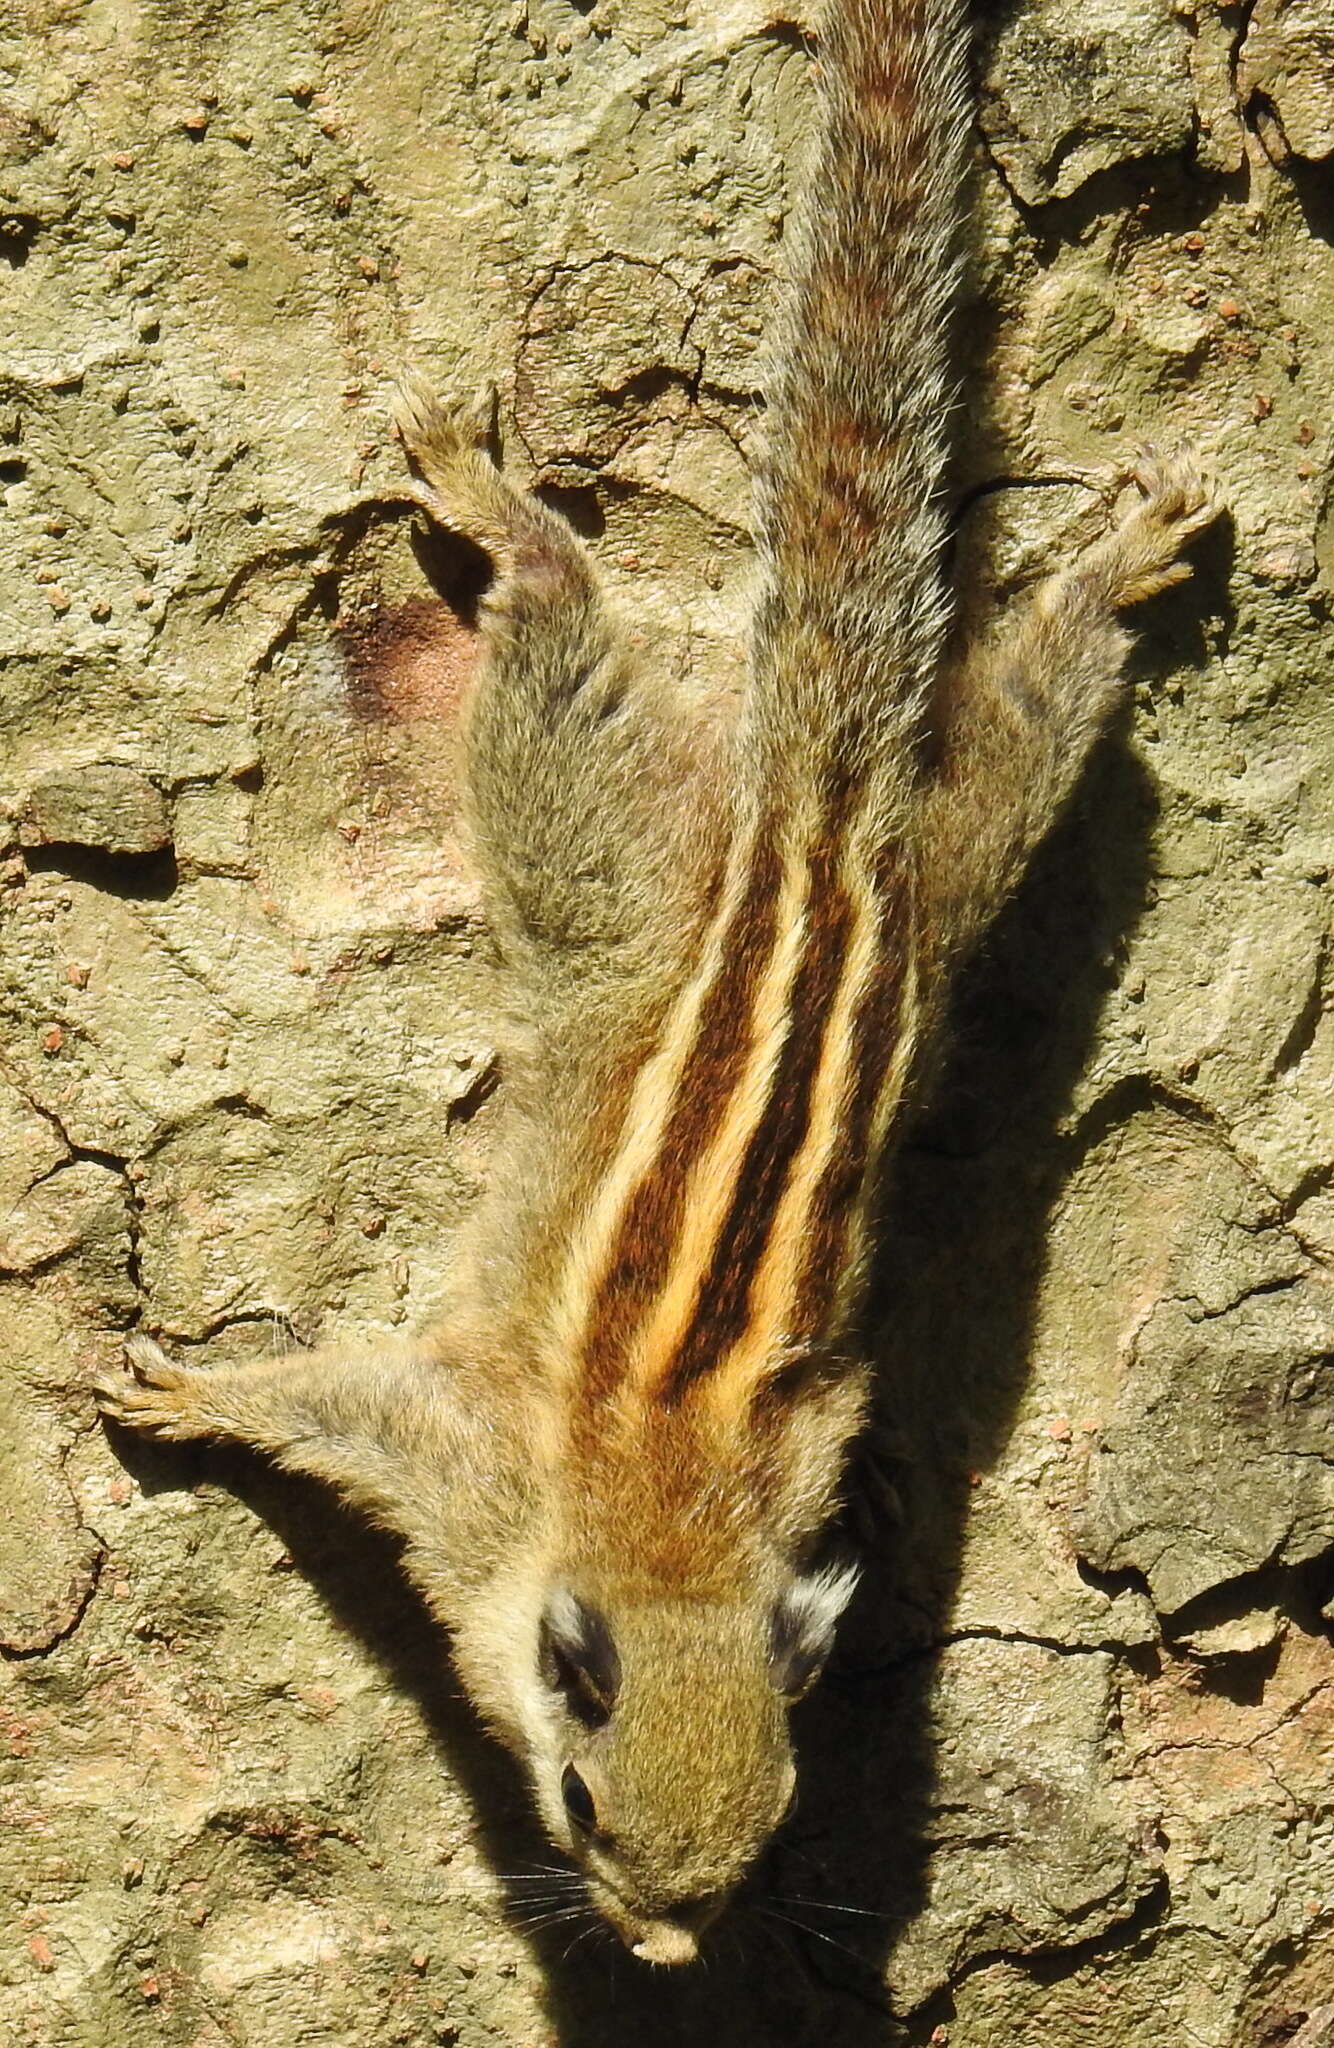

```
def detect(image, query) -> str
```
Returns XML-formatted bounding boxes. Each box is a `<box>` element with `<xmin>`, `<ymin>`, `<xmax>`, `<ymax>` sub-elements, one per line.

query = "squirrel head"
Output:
<box><xmin>445</xmin><ymin>1295</ymin><xmax>870</xmax><ymax>1957</ymax></box>
<box><xmin>499</xmin><ymin>1564</ymin><xmax>856</xmax><ymax>1962</ymax></box>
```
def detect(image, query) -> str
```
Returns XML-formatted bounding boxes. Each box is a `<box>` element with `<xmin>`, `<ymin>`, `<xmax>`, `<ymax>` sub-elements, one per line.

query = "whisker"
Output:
<box><xmin>507</xmin><ymin>1904</ymin><xmax>596</xmax><ymax>1934</ymax></box>
<box><xmin>446</xmin><ymin>1883</ymin><xmax>588</xmax><ymax>1906</ymax></box>
<box><xmin>451</xmin><ymin>1874</ymin><xmax>588</xmax><ymax>1890</ymax></box>
<box><xmin>767</xmin><ymin>1892</ymin><xmax>889</xmax><ymax>1920</ymax></box>
<box><xmin>501</xmin><ymin>1878</ymin><xmax>588</xmax><ymax>1892</ymax></box>
<box><xmin>748</xmin><ymin>1905</ymin><xmax>799</xmax><ymax>1967</ymax></box>
<box><xmin>508</xmin><ymin>1900</ymin><xmax>594</xmax><ymax>1933</ymax></box>
<box><xmin>560</xmin><ymin>1919</ymin><xmax>604</xmax><ymax>1964</ymax></box>
<box><xmin>757</xmin><ymin>1903</ymin><xmax>867</xmax><ymax>1967</ymax></box>
<box><xmin>452</xmin><ymin>1883</ymin><xmax>586</xmax><ymax>1897</ymax></box>
<box><xmin>499</xmin><ymin>1894</ymin><xmax>588</xmax><ymax>1908</ymax></box>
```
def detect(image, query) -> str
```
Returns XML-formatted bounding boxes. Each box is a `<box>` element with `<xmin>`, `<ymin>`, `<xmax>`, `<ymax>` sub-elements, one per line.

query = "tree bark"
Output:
<box><xmin>2</xmin><ymin>1</ymin><xmax>1331</xmax><ymax>2042</ymax></box>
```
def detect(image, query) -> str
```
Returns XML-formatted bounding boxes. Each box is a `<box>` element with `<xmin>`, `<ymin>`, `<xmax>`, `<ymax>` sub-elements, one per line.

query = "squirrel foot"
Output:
<box><xmin>90</xmin><ymin>1335</ymin><xmax>211</xmax><ymax>1441</ymax></box>
<box><xmin>1097</xmin><ymin>445</ymin><xmax>1226</xmax><ymax>609</ymax></box>
<box><xmin>392</xmin><ymin>373</ymin><xmax>495</xmax><ymax>471</ymax></box>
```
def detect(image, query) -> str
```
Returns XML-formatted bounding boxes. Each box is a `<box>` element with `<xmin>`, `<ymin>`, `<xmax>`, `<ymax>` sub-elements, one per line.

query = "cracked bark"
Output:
<box><xmin>1</xmin><ymin>1</ymin><xmax>1332</xmax><ymax>2045</ymax></box>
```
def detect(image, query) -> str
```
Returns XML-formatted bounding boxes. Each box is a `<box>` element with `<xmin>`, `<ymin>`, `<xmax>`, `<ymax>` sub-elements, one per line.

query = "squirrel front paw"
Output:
<box><xmin>90</xmin><ymin>1335</ymin><xmax>211</xmax><ymax>1441</ymax></box>
<box><xmin>1098</xmin><ymin>446</ymin><xmax>1226</xmax><ymax>609</ymax></box>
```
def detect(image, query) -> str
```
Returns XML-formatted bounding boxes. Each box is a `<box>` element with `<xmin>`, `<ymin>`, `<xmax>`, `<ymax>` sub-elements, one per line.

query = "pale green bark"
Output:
<box><xmin>2</xmin><ymin>2</ymin><xmax>1331</xmax><ymax>2042</ymax></box>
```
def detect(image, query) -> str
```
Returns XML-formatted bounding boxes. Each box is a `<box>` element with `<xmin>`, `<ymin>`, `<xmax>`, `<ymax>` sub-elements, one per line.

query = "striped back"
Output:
<box><xmin>553</xmin><ymin>792</ymin><xmax>918</xmax><ymax>1457</ymax></box>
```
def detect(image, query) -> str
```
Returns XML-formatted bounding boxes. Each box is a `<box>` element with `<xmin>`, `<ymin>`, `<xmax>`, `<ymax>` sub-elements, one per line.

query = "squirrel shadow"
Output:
<box><xmin>539</xmin><ymin>435</ymin><xmax>1231</xmax><ymax>2029</ymax></box>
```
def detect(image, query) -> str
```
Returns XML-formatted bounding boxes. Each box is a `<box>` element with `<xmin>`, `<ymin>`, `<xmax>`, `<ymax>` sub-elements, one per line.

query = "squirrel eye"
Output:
<box><xmin>561</xmin><ymin>1764</ymin><xmax>598</xmax><ymax>1834</ymax></box>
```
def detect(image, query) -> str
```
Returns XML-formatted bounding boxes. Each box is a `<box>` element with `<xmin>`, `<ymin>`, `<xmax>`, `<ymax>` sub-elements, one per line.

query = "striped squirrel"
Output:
<box><xmin>94</xmin><ymin>0</ymin><xmax>1222</xmax><ymax>1967</ymax></box>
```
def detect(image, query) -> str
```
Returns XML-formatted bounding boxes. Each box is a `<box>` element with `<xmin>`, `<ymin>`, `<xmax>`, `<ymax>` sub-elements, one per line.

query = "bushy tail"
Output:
<box><xmin>749</xmin><ymin>0</ymin><xmax>971</xmax><ymax>781</ymax></box>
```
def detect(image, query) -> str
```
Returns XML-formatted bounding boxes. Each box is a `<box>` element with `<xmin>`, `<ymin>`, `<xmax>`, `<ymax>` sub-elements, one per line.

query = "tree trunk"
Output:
<box><xmin>2</xmin><ymin>1</ymin><xmax>1331</xmax><ymax>2042</ymax></box>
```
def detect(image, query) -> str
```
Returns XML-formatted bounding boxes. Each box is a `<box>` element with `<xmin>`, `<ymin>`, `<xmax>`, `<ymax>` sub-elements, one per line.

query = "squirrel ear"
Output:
<box><xmin>539</xmin><ymin>1588</ymin><xmax>621</xmax><ymax>1726</ymax></box>
<box><xmin>769</xmin><ymin>1563</ymin><xmax>859</xmax><ymax>1700</ymax></box>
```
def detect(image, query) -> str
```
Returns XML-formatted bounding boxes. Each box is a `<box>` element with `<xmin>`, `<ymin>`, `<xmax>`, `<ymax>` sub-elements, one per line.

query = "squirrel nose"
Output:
<box><xmin>631</xmin><ymin>1922</ymin><xmax>700</xmax><ymax>1966</ymax></box>
<box><xmin>629</xmin><ymin>1893</ymin><xmax>723</xmax><ymax>1964</ymax></box>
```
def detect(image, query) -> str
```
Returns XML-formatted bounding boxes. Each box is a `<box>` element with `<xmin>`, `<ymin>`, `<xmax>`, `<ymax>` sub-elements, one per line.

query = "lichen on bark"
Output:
<box><xmin>1</xmin><ymin>2</ymin><xmax>1331</xmax><ymax>2044</ymax></box>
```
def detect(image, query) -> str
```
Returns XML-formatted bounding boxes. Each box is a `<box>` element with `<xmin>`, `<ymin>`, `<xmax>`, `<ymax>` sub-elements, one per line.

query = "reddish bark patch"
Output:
<box><xmin>338</xmin><ymin>596</ymin><xmax>479</xmax><ymax>728</ymax></box>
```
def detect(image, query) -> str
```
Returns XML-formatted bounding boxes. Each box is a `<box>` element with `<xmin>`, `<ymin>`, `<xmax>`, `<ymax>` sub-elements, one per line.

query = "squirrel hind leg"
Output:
<box><xmin>1081</xmin><ymin>446</ymin><xmax>1227</xmax><ymax>611</ymax></box>
<box><xmin>391</xmin><ymin>372</ymin><xmax>533</xmax><ymax>566</ymax></box>
<box><xmin>389</xmin><ymin>380</ymin><xmax>724</xmax><ymax>978</ymax></box>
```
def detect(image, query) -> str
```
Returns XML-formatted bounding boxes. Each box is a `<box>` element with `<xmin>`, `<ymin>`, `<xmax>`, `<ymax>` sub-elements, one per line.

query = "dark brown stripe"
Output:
<box><xmin>577</xmin><ymin>824</ymin><xmax>786</xmax><ymax>1400</ymax></box>
<box><xmin>657</xmin><ymin>840</ymin><xmax>855</xmax><ymax>1404</ymax></box>
<box><xmin>784</xmin><ymin>848</ymin><xmax>914</xmax><ymax>1350</ymax></box>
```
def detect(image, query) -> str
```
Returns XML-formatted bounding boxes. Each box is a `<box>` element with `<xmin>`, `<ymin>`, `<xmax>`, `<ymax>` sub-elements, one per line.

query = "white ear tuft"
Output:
<box><xmin>770</xmin><ymin>1562</ymin><xmax>860</xmax><ymax>1699</ymax></box>
<box><xmin>543</xmin><ymin>1583</ymin><xmax>586</xmax><ymax>1648</ymax></box>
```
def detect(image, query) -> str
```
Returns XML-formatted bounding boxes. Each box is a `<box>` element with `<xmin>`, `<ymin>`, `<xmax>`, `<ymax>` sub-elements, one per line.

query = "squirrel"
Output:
<box><xmin>93</xmin><ymin>0</ymin><xmax>1222</xmax><ymax>1968</ymax></box>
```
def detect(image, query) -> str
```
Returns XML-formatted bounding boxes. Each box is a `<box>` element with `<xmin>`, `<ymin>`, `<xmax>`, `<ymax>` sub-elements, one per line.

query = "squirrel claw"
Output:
<box><xmin>391</xmin><ymin>373</ymin><xmax>495</xmax><ymax>460</ymax></box>
<box><xmin>1127</xmin><ymin>444</ymin><xmax>1222</xmax><ymax>523</ymax></box>
<box><xmin>90</xmin><ymin>1336</ymin><xmax>202</xmax><ymax>1439</ymax></box>
<box><xmin>1097</xmin><ymin>444</ymin><xmax>1225</xmax><ymax>608</ymax></box>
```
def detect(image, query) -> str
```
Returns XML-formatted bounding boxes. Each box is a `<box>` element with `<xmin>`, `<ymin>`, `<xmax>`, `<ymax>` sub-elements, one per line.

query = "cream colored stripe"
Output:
<box><xmin>707</xmin><ymin>826</ymin><xmax>916</xmax><ymax>1414</ymax></box>
<box><xmin>550</xmin><ymin>822</ymin><xmax>764</xmax><ymax>1365</ymax></box>
<box><xmin>625</xmin><ymin>834</ymin><xmax>812</xmax><ymax>1395</ymax></box>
